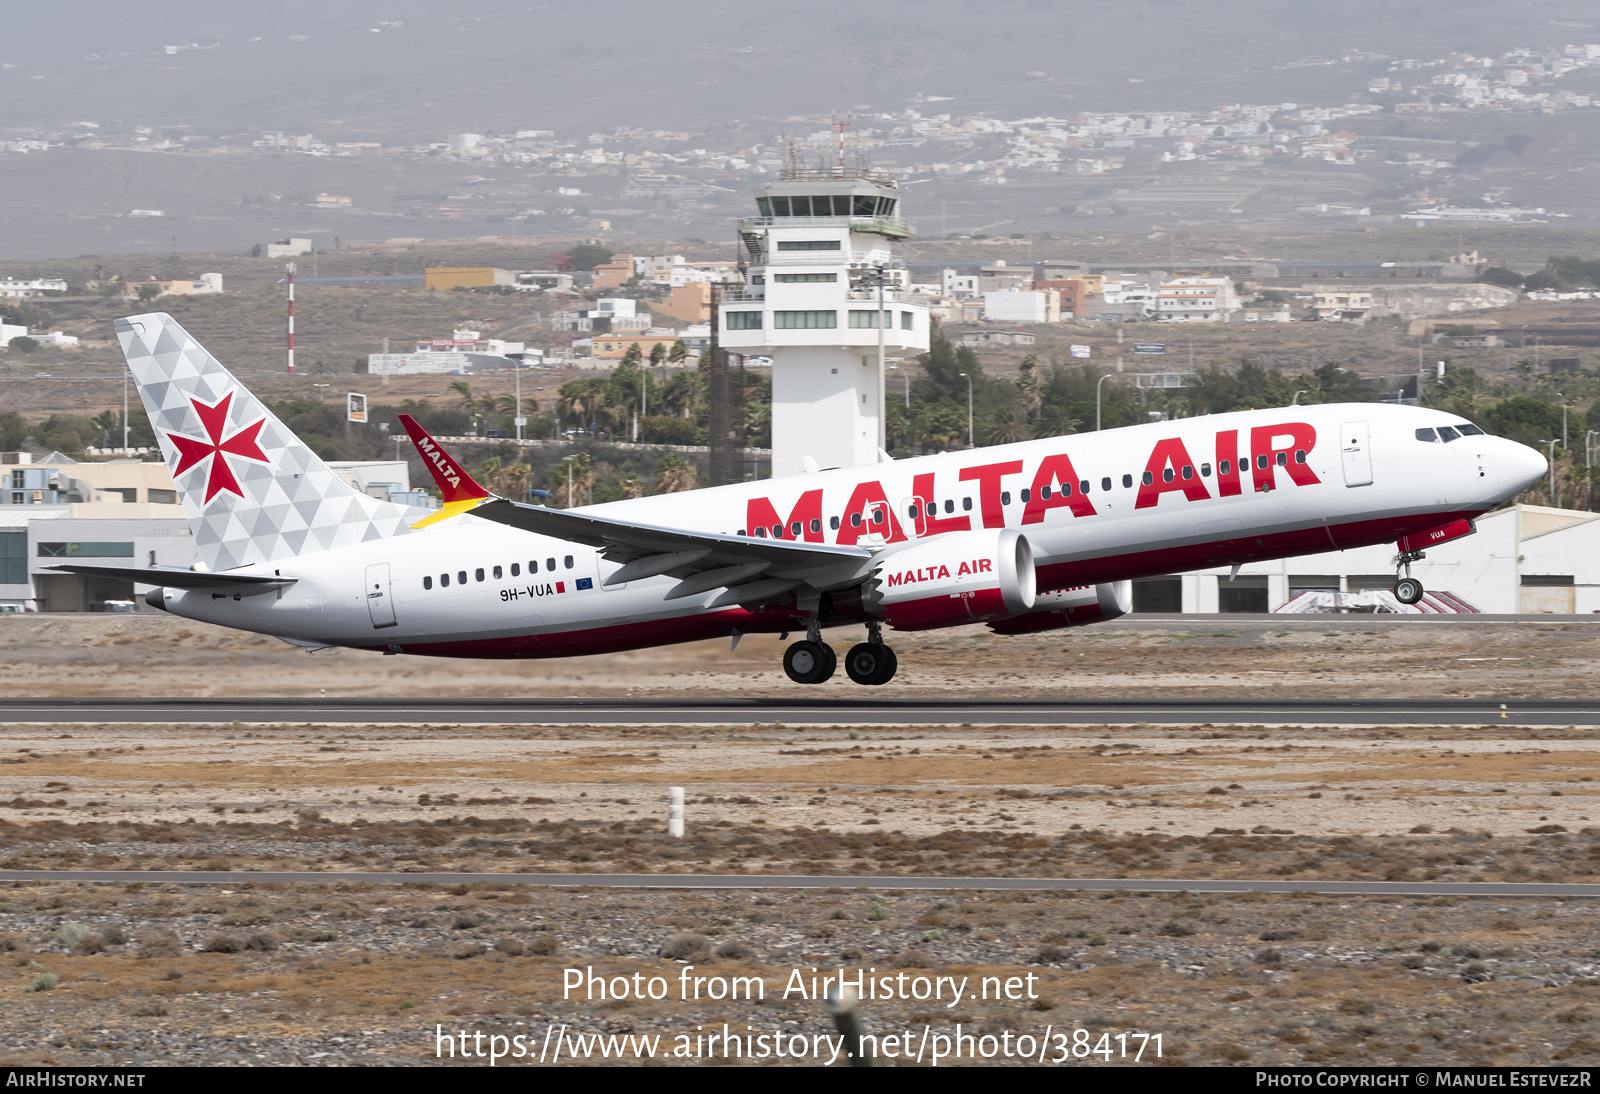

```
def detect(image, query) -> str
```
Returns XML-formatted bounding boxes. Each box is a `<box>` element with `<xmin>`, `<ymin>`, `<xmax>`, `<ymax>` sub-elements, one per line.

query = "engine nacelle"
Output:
<box><xmin>864</xmin><ymin>528</ymin><xmax>1036</xmax><ymax>630</ymax></box>
<box><xmin>987</xmin><ymin>581</ymin><xmax>1130</xmax><ymax>635</ymax></box>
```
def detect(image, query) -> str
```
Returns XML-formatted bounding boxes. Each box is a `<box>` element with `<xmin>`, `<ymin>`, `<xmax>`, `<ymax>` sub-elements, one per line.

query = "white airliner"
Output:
<box><xmin>54</xmin><ymin>312</ymin><xmax>1547</xmax><ymax>686</ymax></box>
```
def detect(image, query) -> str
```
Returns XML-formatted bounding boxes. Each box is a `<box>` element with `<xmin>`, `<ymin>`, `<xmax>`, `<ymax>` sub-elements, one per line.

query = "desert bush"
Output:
<box><xmin>128</xmin><ymin>1000</ymin><xmax>168</xmax><ymax>1017</ymax></box>
<box><xmin>201</xmin><ymin>933</ymin><xmax>245</xmax><ymax>954</ymax></box>
<box><xmin>135</xmin><ymin>930</ymin><xmax>184</xmax><ymax>959</ymax></box>
<box><xmin>55</xmin><ymin>923</ymin><xmax>91</xmax><ymax>949</ymax></box>
<box><xmin>494</xmin><ymin>937</ymin><xmax>524</xmax><ymax>956</ymax></box>
<box><xmin>25</xmin><ymin>973</ymin><xmax>58</xmax><ymax>992</ymax></box>
<box><xmin>526</xmin><ymin>933</ymin><xmax>559</xmax><ymax>956</ymax></box>
<box><xmin>715</xmin><ymin>940</ymin><xmax>757</xmax><ymax>960</ymax></box>
<box><xmin>660</xmin><ymin>932</ymin><xmax>712</xmax><ymax>961</ymax></box>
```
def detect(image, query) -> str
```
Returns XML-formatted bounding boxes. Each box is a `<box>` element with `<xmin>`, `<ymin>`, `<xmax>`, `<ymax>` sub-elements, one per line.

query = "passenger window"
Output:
<box><xmin>458</xmin><ymin>570</ymin><xmax>467</xmax><ymax>585</ymax></box>
<box><xmin>771</xmin><ymin>524</ymin><xmax>782</xmax><ymax>537</ymax></box>
<box><xmin>1219</xmin><ymin>460</ymin><xmax>1231</xmax><ymax>476</ymax></box>
<box><xmin>830</xmin><ymin>516</ymin><xmax>841</xmax><ymax>530</ymax></box>
<box><xmin>1000</xmin><ymin>491</ymin><xmax>1011</xmax><ymax>506</ymax></box>
<box><xmin>546</xmin><ymin>558</ymin><xmax>556</xmax><ymax>571</ymax></box>
<box><xmin>754</xmin><ymin>526</ymin><xmax>766</xmax><ymax>537</ymax></box>
<box><xmin>1200</xmin><ymin>463</ymin><xmax>1211</xmax><ymax>477</ymax></box>
<box><xmin>423</xmin><ymin>575</ymin><xmax>433</xmax><ymax>590</ymax></box>
<box><xmin>1020</xmin><ymin>488</ymin><xmax>1031</xmax><ymax>503</ymax></box>
<box><xmin>1079</xmin><ymin>479</ymin><xmax>1090</xmax><ymax>494</ymax></box>
<box><xmin>564</xmin><ymin>555</ymin><xmax>574</xmax><ymax>569</ymax></box>
<box><xmin>511</xmin><ymin>563</ymin><xmax>520</xmax><ymax>577</ymax></box>
<box><xmin>908</xmin><ymin>504</ymin><xmax>920</xmax><ymax>519</ymax></box>
<box><xmin>1181</xmin><ymin>465</ymin><xmax>1193</xmax><ymax>480</ymax></box>
<box><xmin>1062</xmin><ymin>482</ymin><xmax>1074</xmax><ymax>497</ymax></box>
<box><xmin>1101</xmin><ymin>477</ymin><xmax>1111</xmax><ymax>492</ymax></box>
<box><xmin>1040</xmin><ymin>485</ymin><xmax>1053</xmax><ymax>500</ymax></box>
<box><xmin>1415</xmin><ymin>428</ymin><xmax>1438</xmax><ymax>442</ymax></box>
<box><xmin>809</xmin><ymin>518</ymin><xmax>821</xmax><ymax>533</ymax></box>
<box><xmin>1162</xmin><ymin>468</ymin><xmax>1174</xmax><ymax>483</ymax></box>
<box><xmin>1276</xmin><ymin>452</ymin><xmax>1287</xmax><ymax>466</ymax></box>
<box><xmin>1142</xmin><ymin>471</ymin><xmax>1154</xmax><ymax>486</ymax></box>
<box><xmin>441</xmin><ymin>573</ymin><xmax>450</xmax><ymax>587</ymax></box>
<box><xmin>851</xmin><ymin>513</ymin><xmax>862</xmax><ymax>527</ymax></box>
<box><xmin>475</xmin><ymin>568</ymin><xmax>485</xmax><ymax>582</ymax></box>
<box><xmin>791</xmin><ymin>521</ymin><xmax>802</xmax><ymax>537</ymax></box>
<box><xmin>961</xmin><ymin>497</ymin><xmax>972</xmax><ymax>511</ymax></box>
<box><xmin>1437</xmin><ymin>426</ymin><xmax>1460</xmax><ymax>443</ymax></box>
<box><xmin>1256</xmin><ymin>454</ymin><xmax>1270</xmax><ymax>470</ymax></box>
<box><xmin>1294</xmin><ymin>450</ymin><xmax>1307</xmax><ymax>464</ymax></box>
<box><xmin>493</xmin><ymin>565</ymin><xmax>502</xmax><ymax>579</ymax></box>
<box><xmin>1122</xmin><ymin>474</ymin><xmax>1133</xmax><ymax>488</ymax></box>
<box><xmin>944</xmin><ymin>499</ymin><xmax>954</xmax><ymax>514</ymax></box>
<box><xmin>872</xmin><ymin>509</ymin><xmax>884</xmax><ymax>525</ymax></box>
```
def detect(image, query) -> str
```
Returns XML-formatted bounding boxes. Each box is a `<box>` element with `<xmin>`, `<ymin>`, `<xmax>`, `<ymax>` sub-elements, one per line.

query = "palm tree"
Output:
<box><xmin>620</xmin><ymin>343</ymin><xmax>644</xmax><ymax>368</ymax></box>
<box><xmin>449</xmin><ymin>380</ymin><xmax>477</xmax><ymax>414</ymax></box>
<box><xmin>668</xmin><ymin>339</ymin><xmax>688</xmax><ymax>366</ymax></box>
<box><xmin>983</xmin><ymin>409</ymin><xmax>1030</xmax><ymax>447</ymax></box>
<box><xmin>655</xmin><ymin>452</ymin><xmax>697</xmax><ymax>494</ymax></box>
<box><xmin>649</xmin><ymin>341</ymin><xmax>667</xmax><ymax>369</ymax></box>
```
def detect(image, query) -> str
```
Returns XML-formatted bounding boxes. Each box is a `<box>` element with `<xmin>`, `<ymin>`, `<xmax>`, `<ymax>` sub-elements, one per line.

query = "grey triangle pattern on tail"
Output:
<box><xmin>115</xmin><ymin>311</ymin><xmax>415</xmax><ymax>572</ymax></box>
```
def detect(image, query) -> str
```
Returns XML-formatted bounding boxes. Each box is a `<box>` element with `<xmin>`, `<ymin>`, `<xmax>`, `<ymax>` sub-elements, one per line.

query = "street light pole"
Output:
<box><xmin>1291</xmin><ymin>389</ymin><xmax>1308</xmax><ymax>406</ymax></box>
<box><xmin>958</xmin><ymin>371</ymin><xmax>973</xmax><ymax>449</ymax></box>
<box><xmin>1539</xmin><ymin>439</ymin><xmax>1560</xmax><ymax>508</ymax></box>
<box><xmin>876</xmin><ymin>265</ymin><xmax>887</xmax><ymax>452</ymax></box>
<box><xmin>562</xmin><ymin>454</ymin><xmax>578</xmax><ymax>509</ymax></box>
<box><xmin>1096</xmin><ymin>372</ymin><xmax>1113</xmax><ymax>431</ymax></box>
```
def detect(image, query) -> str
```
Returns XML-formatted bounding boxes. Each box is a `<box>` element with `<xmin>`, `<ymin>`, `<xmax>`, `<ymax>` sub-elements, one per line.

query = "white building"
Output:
<box><xmin>1155</xmin><ymin>276</ymin><xmax>1239</xmax><ymax>323</ymax></box>
<box><xmin>0</xmin><ymin>323</ymin><xmax>26</xmax><ymax>346</ymax></box>
<box><xmin>0</xmin><ymin>276</ymin><xmax>68</xmax><ymax>297</ymax></box>
<box><xmin>1136</xmin><ymin>504</ymin><xmax>1600</xmax><ymax>615</ymax></box>
<box><xmin>266</xmin><ymin>238</ymin><xmax>314</xmax><ymax>258</ymax></box>
<box><xmin>983</xmin><ymin>289</ymin><xmax>1060</xmax><ymax>324</ymax></box>
<box><xmin>719</xmin><ymin>170</ymin><xmax>930</xmax><ymax>477</ymax></box>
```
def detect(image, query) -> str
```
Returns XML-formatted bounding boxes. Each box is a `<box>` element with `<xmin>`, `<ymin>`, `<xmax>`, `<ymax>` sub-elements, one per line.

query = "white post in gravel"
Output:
<box><xmin>668</xmin><ymin>786</ymin><xmax>685</xmax><ymax>838</ymax></box>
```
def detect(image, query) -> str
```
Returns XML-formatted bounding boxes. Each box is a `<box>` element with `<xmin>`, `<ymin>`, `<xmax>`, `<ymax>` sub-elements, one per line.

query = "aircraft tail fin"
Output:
<box><xmin>115</xmin><ymin>311</ymin><xmax>416</xmax><ymax>571</ymax></box>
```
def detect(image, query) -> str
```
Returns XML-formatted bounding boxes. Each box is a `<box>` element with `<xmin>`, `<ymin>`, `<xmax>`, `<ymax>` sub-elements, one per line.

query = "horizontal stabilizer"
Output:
<box><xmin>46</xmin><ymin>564</ymin><xmax>295</xmax><ymax>596</ymax></box>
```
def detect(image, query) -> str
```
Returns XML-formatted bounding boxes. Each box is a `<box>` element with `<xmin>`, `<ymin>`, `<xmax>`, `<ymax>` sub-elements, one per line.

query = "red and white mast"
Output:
<box><xmin>285</xmin><ymin>262</ymin><xmax>296</xmax><ymax>375</ymax></box>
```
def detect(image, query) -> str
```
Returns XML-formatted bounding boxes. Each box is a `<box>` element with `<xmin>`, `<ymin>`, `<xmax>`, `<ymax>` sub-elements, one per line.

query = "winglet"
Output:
<box><xmin>399</xmin><ymin>414</ymin><xmax>489</xmax><ymax>502</ymax></box>
<box><xmin>398</xmin><ymin>414</ymin><xmax>491</xmax><ymax>529</ymax></box>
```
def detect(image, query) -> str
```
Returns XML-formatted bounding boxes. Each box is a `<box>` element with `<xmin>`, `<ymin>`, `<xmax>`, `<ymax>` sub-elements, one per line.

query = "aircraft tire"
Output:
<box><xmin>1394</xmin><ymin>577</ymin><xmax>1424</xmax><ymax>605</ymax></box>
<box><xmin>784</xmin><ymin>640</ymin><xmax>833</xmax><ymax>685</ymax></box>
<box><xmin>875</xmin><ymin>646</ymin><xmax>898</xmax><ymax>685</ymax></box>
<box><xmin>818</xmin><ymin>642</ymin><xmax>837</xmax><ymax>682</ymax></box>
<box><xmin>844</xmin><ymin>642</ymin><xmax>892</xmax><ymax>686</ymax></box>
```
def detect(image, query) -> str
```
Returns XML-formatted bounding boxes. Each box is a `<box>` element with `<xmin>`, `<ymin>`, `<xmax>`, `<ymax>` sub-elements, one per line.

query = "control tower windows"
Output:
<box><xmin>774</xmin><ymin>311</ymin><xmax>838</xmax><ymax>329</ymax></box>
<box><xmin>775</xmin><ymin>273</ymin><xmax>837</xmax><ymax>283</ymax></box>
<box><xmin>777</xmin><ymin>240</ymin><xmax>842</xmax><ymax>251</ymax></box>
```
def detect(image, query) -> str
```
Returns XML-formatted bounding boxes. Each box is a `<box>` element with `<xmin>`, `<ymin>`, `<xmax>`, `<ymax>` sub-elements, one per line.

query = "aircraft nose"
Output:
<box><xmin>1499</xmin><ymin>439</ymin><xmax>1548</xmax><ymax>495</ymax></box>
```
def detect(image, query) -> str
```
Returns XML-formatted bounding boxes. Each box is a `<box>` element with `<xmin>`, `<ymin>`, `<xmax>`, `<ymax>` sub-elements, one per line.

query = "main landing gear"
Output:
<box><xmin>782</xmin><ymin>619</ymin><xmax>897</xmax><ymax>686</ymax></box>
<box><xmin>1394</xmin><ymin>548</ymin><xmax>1426</xmax><ymax>606</ymax></box>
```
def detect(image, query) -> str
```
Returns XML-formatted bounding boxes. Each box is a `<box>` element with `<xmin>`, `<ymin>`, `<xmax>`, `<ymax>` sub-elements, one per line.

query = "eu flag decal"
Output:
<box><xmin>575</xmin><ymin>577</ymin><xmax>594</xmax><ymax>591</ymax></box>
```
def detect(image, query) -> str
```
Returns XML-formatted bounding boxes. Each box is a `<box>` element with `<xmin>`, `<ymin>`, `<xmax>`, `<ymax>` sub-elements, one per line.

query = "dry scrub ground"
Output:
<box><xmin>6</xmin><ymin>613</ymin><xmax>1600</xmax><ymax>699</ymax></box>
<box><xmin>4</xmin><ymin>614</ymin><xmax>1600</xmax><ymax>1065</ymax></box>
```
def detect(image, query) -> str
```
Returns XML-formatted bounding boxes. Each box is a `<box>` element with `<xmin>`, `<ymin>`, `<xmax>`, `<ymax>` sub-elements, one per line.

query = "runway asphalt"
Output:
<box><xmin>1</xmin><ymin>869</ymin><xmax>1597</xmax><ymax>897</ymax></box>
<box><xmin>1</xmin><ymin>696</ymin><xmax>1597</xmax><ymax>726</ymax></box>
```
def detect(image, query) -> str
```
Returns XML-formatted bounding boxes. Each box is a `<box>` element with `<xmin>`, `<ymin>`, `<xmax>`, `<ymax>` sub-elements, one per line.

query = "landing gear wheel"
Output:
<box><xmin>820</xmin><ymin>642</ymin><xmax>837</xmax><ymax>680</ymax></box>
<box><xmin>784</xmin><ymin>640</ymin><xmax>835</xmax><ymax>685</ymax></box>
<box><xmin>1394</xmin><ymin>577</ymin><xmax>1424</xmax><ymax>605</ymax></box>
<box><xmin>844</xmin><ymin>642</ymin><xmax>897</xmax><ymax>686</ymax></box>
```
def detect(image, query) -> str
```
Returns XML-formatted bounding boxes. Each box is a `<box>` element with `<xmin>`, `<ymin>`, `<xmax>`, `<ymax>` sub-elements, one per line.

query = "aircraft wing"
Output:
<box><xmin>46</xmin><ymin>564</ymin><xmax>295</xmax><ymax>596</ymax></box>
<box><xmin>469</xmin><ymin>497</ymin><xmax>875</xmax><ymax>606</ymax></box>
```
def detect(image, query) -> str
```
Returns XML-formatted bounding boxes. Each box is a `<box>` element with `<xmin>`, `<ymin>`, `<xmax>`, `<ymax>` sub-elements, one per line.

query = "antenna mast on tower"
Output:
<box><xmin>831</xmin><ymin>114</ymin><xmax>851</xmax><ymax>177</ymax></box>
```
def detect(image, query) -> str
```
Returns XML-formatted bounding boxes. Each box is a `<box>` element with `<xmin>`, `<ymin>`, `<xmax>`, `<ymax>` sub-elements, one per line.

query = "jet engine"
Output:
<box><xmin>864</xmin><ymin>528</ymin><xmax>1036</xmax><ymax>630</ymax></box>
<box><xmin>986</xmin><ymin>581</ymin><xmax>1130</xmax><ymax>635</ymax></box>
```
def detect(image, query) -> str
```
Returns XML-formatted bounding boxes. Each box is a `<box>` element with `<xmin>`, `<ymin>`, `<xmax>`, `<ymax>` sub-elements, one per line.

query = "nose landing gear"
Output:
<box><xmin>1394</xmin><ymin>547</ymin><xmax>1426</xmax><ymax>606</ymax></box>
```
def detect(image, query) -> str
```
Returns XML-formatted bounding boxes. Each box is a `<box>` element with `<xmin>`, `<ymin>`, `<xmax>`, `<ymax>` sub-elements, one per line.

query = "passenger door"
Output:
<box><xmin>1340</xmin><ymin>421</ymin><xmax>1373</xmax><ymax>487</ymax></box>
<box><xmin>364</xmin><ymin>562</ymin><xmax>397</xmax><ymax>628</ymax></box>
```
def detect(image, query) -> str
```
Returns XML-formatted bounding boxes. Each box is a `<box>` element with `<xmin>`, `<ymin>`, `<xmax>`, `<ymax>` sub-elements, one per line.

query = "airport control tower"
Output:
<box><xmin>719</xmin><ymin>168</ymin><xmax>929</xmax><ymax>477</ymax></box>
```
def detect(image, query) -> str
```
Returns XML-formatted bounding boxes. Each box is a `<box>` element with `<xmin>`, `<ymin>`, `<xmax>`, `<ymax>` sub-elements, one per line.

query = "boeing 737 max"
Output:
<box><xmin>51</xmin><ymin>313</ymin><xmax>1548</xmax><ymax>685</ymax></box>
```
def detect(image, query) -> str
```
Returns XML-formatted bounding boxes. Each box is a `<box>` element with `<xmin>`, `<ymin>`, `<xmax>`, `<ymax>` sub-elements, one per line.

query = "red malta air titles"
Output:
<box><xmin>55</xmin><ymin>313</ymin><xmax>1547</xmax><ymax>686</ymax></box>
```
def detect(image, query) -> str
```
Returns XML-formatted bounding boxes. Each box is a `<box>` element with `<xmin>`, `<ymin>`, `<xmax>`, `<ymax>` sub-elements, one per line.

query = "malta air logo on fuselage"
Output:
<box><xmin>743</xmin><ymin>421</ymin><xmax>1321</xmax><ymax>546</ymax></box>
<box><xmin>886</xmin><ymin>558</ymin><xmax>993</xmax><ymax>588</ymax></box>
<box><xmin>414</xmin><ymin>436</ymin><xmax>463</xmax><ymax>491</ymax></box>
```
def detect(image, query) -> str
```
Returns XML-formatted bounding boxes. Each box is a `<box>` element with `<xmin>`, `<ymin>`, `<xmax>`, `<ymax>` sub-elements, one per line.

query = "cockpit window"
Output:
<box><xmin>1415</xmin><ymin>428</ymin><xmax>1438</xmax><ymax>443</ymax></box>
<box><xmin>1457</xmin><ymin>423</ymin><xmax>1485</xmax><ymax>436</ymax></box>
<box><xmin>1437</xmin><ymin>426</ymin><xmax>1461</xmax><ymax>443</ymax></box>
